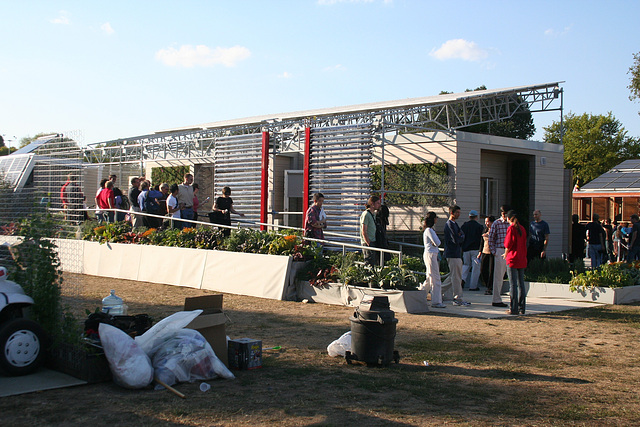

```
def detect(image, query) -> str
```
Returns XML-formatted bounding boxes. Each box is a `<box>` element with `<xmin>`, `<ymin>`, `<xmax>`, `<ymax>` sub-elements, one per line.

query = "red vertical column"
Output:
<box><xmin>303</xmin><ymin>127</ymin><xmax>311</xmax><ymax>211</ymax></box>
<box><xmin>260</xmin><ymin>131</ymin><xmax>269</xmax><ymax>231</ymax></box>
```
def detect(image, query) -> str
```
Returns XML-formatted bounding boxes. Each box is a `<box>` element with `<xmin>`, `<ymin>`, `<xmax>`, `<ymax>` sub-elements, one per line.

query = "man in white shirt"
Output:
<box><xmin>177</xmin><ymin>173</ymin><xmax>194</xmax><ymax>229</ymax></box>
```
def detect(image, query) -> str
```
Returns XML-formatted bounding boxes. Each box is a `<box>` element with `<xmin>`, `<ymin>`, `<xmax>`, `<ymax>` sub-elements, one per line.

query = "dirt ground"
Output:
<box><xmin>2</xmin><ymin>273</ymin><xmax>640</xmax><ymax>426</ymax></box>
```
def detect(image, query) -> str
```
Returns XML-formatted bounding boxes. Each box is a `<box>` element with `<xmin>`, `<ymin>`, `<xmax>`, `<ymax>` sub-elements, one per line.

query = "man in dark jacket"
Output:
<box><xmin>461</xmin><ymin>210</ymin><xmax>484</xmax><ymax>290</ymax></box>
<box><xmin>444</xmin><ymin>205</ymin><xmax>470</xmax><ymax>306</ymax></box>
<box><xmin>585</xmin><ymin>214</ymin><xmax>606</xmax><ymax>269</ymax></box>
<box><xmin>128</xmin><ymin>177</ymin><xmax>142</xmax><ymax>229</ymax></box>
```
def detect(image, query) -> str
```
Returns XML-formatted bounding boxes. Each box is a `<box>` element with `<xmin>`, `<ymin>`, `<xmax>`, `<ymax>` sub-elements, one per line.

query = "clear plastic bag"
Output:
<box><xmin>327</xmin><ymin>331</ymin><xmax>351</xmax><ymax>357</ymax></box>
<box><xmin>135</xmin><ymin>310</ymin><xmax>202</xmax><ymax>355</ymax></box>
<box><xmin>99</xmin><ymin>323</ymin><xmax>154</xmax><ymax>389</ymax></box>
<box><xmin>151</xmin><ymin>328</ymin><xmax>234</xmax><ymax>387</ymax></box>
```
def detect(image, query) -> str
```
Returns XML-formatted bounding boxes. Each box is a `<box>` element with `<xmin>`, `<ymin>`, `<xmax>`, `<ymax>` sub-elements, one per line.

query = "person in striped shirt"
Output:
<box><xmin>488</xmin><ymin>205</ymin><xmax>511</xmax><ymax>308</ymax></box>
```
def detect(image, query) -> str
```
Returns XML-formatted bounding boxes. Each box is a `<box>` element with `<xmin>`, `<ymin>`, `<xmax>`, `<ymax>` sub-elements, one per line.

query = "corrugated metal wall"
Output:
<box><xmin>213</xmin><ymin>133</ymin><xmax>264</xmax><ymax>223</ymax></box>
<box><xmin>308</xmin><ymin>124</ymin><xmax>373</xmax><ymax>236</ymax></box>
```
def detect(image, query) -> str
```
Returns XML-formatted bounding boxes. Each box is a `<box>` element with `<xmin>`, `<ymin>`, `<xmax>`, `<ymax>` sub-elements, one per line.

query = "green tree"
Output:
<box><xmin>544</xmin><ymin>112</ymin><xmax>640</xmax><ymax>186</ymax></box>
<box><xmin>629</xmin><ymin>51</ymin><xmax>640</xmax><ymax>115</ymax></box>
<box><xmin>0</xmin><ymin>146</ymin><xmax>17</xmax><ymax>156</ymax></box>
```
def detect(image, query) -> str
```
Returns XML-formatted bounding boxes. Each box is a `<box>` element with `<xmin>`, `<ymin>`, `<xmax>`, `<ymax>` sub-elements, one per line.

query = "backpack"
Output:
<box><xmin>144</xmin><ymin>194</ymin><xmax>161</xmax><ymax>214</ymax></box>
<box><xmin>114</xmin><ymin>187</ymin><xmax>129</xmax><ymax>210</ymax></box>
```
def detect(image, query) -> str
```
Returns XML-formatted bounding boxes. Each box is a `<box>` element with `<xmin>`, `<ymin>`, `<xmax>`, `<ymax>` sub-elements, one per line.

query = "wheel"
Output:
<box><xmin>0</xmin><ymin>318</ymin><xmax>46</xmax><ymax>376</ymax></box>
<box><xmin>345</xmin><ymin>351</ymin><xmax>353</xmax><ymax>365</ymax></box>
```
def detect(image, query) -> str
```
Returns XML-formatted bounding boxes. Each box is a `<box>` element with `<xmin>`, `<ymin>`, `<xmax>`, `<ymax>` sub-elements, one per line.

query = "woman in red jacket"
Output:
<box><xmin>503</xmin><ymin>210</ymin><xmax>528</xmax><ymax>315</ymax></box>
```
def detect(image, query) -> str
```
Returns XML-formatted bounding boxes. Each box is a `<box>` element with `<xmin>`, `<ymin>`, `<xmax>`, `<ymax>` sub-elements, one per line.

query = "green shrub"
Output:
<box><xmin>570</xmin><ymin>262</ymin><xmax>640</xmax><ymax>292</ymax></box>
<box><xmin>11</xmin><ymin>214</ymin><xmax>66</xmax><ymax>340</ymax></box>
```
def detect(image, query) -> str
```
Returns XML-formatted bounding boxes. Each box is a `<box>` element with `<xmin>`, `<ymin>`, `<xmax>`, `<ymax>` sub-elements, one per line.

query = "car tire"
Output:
<box><xmin>0</xmin><ymin>318</ymin><xmax>46</xmax><ymax>376</ymax></box>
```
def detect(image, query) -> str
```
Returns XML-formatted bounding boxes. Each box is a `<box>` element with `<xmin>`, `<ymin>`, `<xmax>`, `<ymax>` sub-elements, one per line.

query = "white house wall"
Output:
<box><xmin>374</xmin><ymin>131</ymin><xmax>565</xmax><ymax>258</ymax></box>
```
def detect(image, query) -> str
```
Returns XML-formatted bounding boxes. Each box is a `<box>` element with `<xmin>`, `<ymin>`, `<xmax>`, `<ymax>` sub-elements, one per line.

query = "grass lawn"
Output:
<box><xmin>1</xmin><ymin>273</ymin><xmax>639</xmax><ymax>426</ymax></box>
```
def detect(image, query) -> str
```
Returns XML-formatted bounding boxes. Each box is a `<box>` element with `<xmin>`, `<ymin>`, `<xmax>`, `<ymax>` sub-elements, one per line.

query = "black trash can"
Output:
<box><xmin>347</xmin><ymin>296</ymin><xmax>399</xmax><ymax>366</ymax></box>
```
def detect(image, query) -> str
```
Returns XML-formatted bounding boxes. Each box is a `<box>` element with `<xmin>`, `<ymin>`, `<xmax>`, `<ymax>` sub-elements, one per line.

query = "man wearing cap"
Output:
<box><xmin>461</xmin><ymin>210</ymin><xmax>484</xmax><ymax>290</ymax></box>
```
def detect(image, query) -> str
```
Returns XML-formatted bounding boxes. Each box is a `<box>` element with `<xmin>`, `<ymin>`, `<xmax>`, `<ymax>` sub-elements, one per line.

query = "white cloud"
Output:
<box><xmin>101</xmin><ymin>22</ymin><xmax>115</xmax><ymax>35</ymax></box>
<box><xmin>278</xmin><ymin>71</ymin><xmax>293</xmax><ymax>79</ymax></box>
<box><xmin>323</xmin><ymin>64</ymin><xmax>345</xmax><ymax>72</ymax></box>
<box><xmin>155</xmin><ymin>44</ymin><xmax>251</xmax><ymax>68</ymax></box>
<box><xmin>50</xmin><ymin>10</ymin><xmax>70</xmax><ymax>25</ymax></box>
<box><xmin>544</xmin><ymin>25</ymin><xmax>572</xmax><ymax>37</ymax></box>
<box><xmin>429</xmin><ymin>39</ymin><xmax>488</xmax><ymax>62</ymax></box>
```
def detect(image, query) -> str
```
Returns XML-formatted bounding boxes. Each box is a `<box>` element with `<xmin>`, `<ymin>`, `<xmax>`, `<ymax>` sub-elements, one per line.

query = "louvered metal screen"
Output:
<box><xmin>213</xmin><ymin>133</ymin><xmax>263</xmax><ymax>224</ymax></box>
<box><xmin>308</xmin><ymin>124</ymin><xmax>373</xmax><ymax>237</ymax></box>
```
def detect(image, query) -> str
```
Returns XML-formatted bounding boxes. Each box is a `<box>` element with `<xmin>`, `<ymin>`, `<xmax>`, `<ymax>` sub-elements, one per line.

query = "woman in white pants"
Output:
<box><xmin>423</xmin><ymin>212</ymin><xmax>446</xmax><ymax>308</ymax></box>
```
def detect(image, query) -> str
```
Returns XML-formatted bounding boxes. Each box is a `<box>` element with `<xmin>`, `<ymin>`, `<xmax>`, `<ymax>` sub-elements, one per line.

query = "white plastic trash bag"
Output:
<box><xmin>151</xmin><ymin>329</ymin><xmax>234</xmax><ymax>387</ymax></box>
<box><xmin>135</xmin><ymin>310</ymin><xmax>202</xmax><ymax>356</ymax></box>
<box><xmin>327</xmin><ymin>331</ymin><xmax>352</xmax><ymax>357</ymax></box>
<box><xmin>99</xmin><ymin>323</ymin><xmax>154</xmax><ymax>389</ymax></box>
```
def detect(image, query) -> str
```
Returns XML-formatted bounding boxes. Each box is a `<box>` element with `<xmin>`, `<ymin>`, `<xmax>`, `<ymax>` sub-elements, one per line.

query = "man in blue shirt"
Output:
<box><xmin>444</xmin><ymin>205</ymin><xmax>470</xmax><ymax>306</ymax></box>
<box><xmin>528</xmin><ymin>209</ymin><xmax>550</xmax><ymax>262</ymax></box>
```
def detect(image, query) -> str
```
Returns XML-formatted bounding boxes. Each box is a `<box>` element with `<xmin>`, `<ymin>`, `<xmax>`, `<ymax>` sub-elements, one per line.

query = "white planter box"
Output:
<box><xmin>297</xmin><ymin>281</ymin><xmax>429</xmax><ymax>314</ymax></box>
<box><xmin>526</xmin><ymin>282</ymin><xmax>640</xmax><ymax>305</ymax></box>
<box><xmin>80</xmin><ymin>240</ymin><xmax>292</xmax><ymax>300</ymax></box>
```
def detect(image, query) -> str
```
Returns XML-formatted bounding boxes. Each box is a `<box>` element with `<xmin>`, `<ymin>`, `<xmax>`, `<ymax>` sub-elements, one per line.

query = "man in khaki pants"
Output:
<box><xmin>488</xmin><ymin>205</ymin><xmax>510</xmax><ymax>308</ymax></box>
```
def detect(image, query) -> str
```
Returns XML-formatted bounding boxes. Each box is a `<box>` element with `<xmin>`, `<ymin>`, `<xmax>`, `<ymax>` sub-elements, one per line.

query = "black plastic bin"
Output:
<box><xmin>346</xmin><ymin>296</ymin><xmax>399</xmax><ymax>366</ymax></box>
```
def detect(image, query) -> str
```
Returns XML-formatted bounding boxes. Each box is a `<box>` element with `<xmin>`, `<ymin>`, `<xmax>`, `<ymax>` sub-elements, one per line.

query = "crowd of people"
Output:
<box><xmin>572</xmin><ymin>213</ymin><xmax>640</xmax><ymax>268</ymax></box>
<box><xmin>78</xmin><ymin>178</ymin><xmax>634</xmax><ymax>315</ymax></box>
<box><xmin>347</xmin><ymin>195</ymin><xmax>552</xmax><ymax>315</ymax></box>
<box><xmin>85</xmin><ymin>173</ymin><xmax>245</xmax><ymax>232</ymax></box>
<box><xmin>420</xmin><ymin>204</ymin><xmax>547</xmax><ymax>315</ymax></box>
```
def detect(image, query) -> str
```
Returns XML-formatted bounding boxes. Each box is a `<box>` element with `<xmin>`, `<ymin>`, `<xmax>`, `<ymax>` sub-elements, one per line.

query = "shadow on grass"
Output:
<box><xmin>538</xmin><ymin>302</ymin><xmax>640</xmax><ymax>325</ymax></box>
<box><xmin>428</xmin><ymin>365</ymin><xmax>591</xmax><ymax>384</ymax></box>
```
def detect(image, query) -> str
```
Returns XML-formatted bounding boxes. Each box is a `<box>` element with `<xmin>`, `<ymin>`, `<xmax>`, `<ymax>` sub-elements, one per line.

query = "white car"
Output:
<box><xmin>0</xmin><ymin>267</ymin><xmax>46</xmax><ymax>376</ymax></box>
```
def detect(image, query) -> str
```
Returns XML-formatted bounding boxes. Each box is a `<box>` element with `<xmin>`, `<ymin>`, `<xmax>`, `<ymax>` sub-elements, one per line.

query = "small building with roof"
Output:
<box><xmin>572</xmin><ymin>159</ymin><xmax>640</xmax><ymax>223</ymax></box>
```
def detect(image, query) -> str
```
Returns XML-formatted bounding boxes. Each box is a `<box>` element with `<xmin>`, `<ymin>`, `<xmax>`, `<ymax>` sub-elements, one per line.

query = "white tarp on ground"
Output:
<box><xmin>296</xmin><ymin>281</ymin><xmax>429</xmax><ymax>314</ymax></box>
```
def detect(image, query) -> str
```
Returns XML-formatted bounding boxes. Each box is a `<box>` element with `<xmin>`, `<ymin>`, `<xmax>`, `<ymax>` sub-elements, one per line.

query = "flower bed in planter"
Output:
<box><xmin>296</xmin><ymin>281</ymin><xmax>429</xmax><ymax>314</ymax></box>
<box><xmin>81</xmin><ymin>240</ymin><xmax>293</xmax><ymax>300</ymax></box>
<box><xmin>526</xmin><ymin>282</ymin><xmax>640</xmax><ymax>305</ymax></box>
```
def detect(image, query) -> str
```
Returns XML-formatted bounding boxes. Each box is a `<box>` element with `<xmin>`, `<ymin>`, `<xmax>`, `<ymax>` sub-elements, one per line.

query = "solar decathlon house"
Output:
<box><xmin>83</xmin><ymin>82</ymin><xmax>568</xmax><ymax>257</ymax></box>
<box><xmin>573</xmin><ymin>159</ymin><xmax>640</xmax><ymax>223</ymax></box>
<box><xmin>0</xmin><ymin>135</ymin><xmax>90</xmax><ymax>203</ymax></box>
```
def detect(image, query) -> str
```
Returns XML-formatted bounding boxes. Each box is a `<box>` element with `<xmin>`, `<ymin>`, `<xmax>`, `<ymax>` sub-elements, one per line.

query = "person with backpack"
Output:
<box><xmin>360</xmin><ymin>195</ymin><xmax>382</xmax><ymax>266</ymax></box>
<box><xmin>137</xmin><ymin>181</ymin><xmax>161</xmax><ymax>229</ymax></box>
<box><xmin>109</xmin><ymin>175</ymin><xmax>127</xmax><ymax>222</ymax></box>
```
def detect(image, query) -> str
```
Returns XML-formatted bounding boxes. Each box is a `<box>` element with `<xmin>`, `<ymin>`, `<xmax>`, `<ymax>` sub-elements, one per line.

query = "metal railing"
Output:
<box><xmin>76</xmin><ymin>207</ymin><xmax>404</xmax><ymax>266</ymax></box>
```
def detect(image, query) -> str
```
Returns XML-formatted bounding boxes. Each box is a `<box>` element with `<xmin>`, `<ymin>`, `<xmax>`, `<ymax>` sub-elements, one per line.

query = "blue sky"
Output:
<box><xmin>1</xmin><ymin>0</ymin><xmax>638</xmax><ymax>147</ymax></box>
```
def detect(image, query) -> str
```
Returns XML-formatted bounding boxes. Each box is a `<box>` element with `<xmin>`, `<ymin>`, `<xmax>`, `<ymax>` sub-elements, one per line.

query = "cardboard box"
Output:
<box><xmin>228</xmin><ymin>338</ymin><xmax>262</xmax><ymax>370</ymax></box>
<box><xmin>184</xmin><ymin>295</ymin><xmax>228</xmax><ymax>367</ymax></box>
